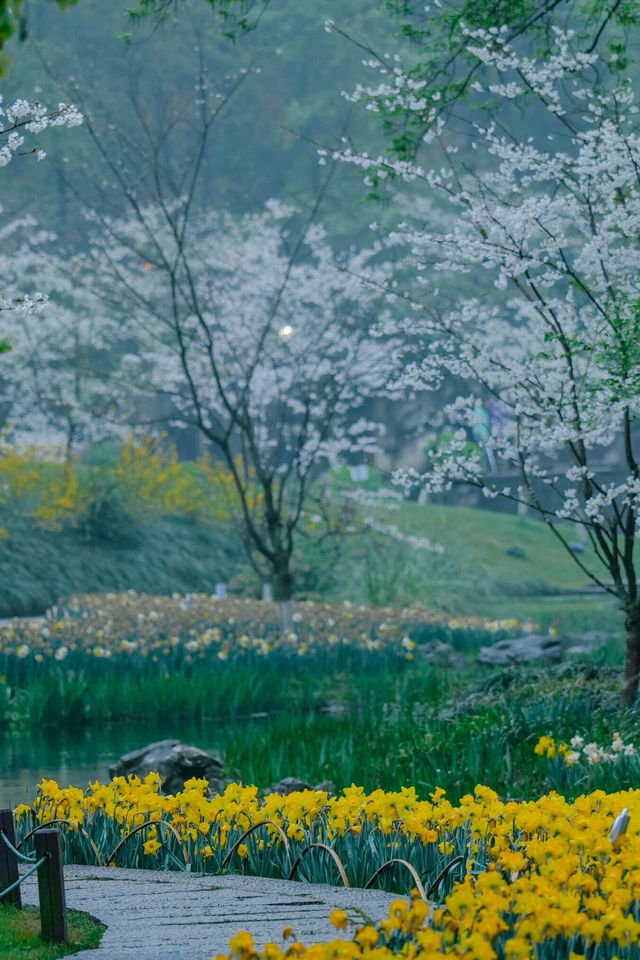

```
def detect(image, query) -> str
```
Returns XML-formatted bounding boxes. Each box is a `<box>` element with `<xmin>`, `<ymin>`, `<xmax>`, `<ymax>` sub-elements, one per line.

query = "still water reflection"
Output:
<box><xmin>0</xmin><ymin>721</ymin><xmax>224</xmax><ymax>808</ymax></box>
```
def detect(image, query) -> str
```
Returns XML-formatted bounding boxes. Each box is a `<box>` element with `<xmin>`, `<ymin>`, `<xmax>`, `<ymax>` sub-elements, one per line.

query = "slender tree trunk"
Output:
<box><xmin>65</xmin><ymin>420</ymin><xmax>75</xmax><ymax>463</ymax></box>
<box><xmin>621</xmin><ymin>601</ymin><xmax>640</xmax><ymax>707</ymax></box>
<box><xmin>273</xmin><ymin>562</ymin><xmax>294</xmax><ymax>634</ymax></box>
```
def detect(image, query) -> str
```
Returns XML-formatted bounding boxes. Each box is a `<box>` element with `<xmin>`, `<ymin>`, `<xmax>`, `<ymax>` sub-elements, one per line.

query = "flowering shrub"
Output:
<box><xmin>0</xmin><ymin>436</ymin><xmax>251</xmax><ymax>532</ymax></box>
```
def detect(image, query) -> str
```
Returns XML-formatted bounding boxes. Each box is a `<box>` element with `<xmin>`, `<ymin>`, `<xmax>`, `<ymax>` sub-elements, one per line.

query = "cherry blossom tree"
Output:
<box><xmin>78</xmin><ymin>201</ymin><xmax>400</xmax><ymax>616</ymax></box>
<box><xmin>0</xmin><ymin>229</ymin><xmax>129</xmax><ymax>453</ymax></box>
<box><xmin>0</xmin><ymin>93</ymin><xmax>90</xmax><ymax>449</ymax></box>
<box><xmin>331</xmin><ymin>0</ymin><xmax>640</xmax><ymax>171</ymax></box>
<box><xmin>0</xmin><ymin>94</ymin><xmax>81</xmax><ymax>327</ymax></box>
<box><xmin>338</xmin><ymin>29</ymin><xmax>640</xmax><ymax>703</ymax></box>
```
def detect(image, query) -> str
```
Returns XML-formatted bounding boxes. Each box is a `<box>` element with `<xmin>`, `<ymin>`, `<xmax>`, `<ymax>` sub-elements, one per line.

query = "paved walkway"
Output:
<box><xmin>20</xmin><ymin>865</ymin><xmax>404</xmax><ymax>960</ymax></box>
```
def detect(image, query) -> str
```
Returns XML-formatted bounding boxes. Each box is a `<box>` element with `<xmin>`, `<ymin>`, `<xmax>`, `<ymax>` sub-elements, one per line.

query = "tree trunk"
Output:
<box><xmin>273</xmin><ymin>564</ymin><xmax>294</xmax><ymax>634</ymax></box>
<box><xmin>273</xmin><ymin>565</ymin><xmax>293</xmax><ymax>602</ymax></box>
<box><xmin>621</xmin><ymin>601</ymin><xmax>640</xmax><ymax>707</ymax></box>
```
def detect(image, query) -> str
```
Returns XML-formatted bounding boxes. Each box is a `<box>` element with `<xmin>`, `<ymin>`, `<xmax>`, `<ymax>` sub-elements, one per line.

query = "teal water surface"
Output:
<box><xmin>0</xmin><ymin>720</ymin><xmax>226</xmax><ymax>808</ymax></box>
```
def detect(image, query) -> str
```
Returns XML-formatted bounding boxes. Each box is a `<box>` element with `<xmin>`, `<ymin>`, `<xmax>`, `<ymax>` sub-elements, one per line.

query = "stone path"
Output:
<box><xmin>20</xmin><ymin>865</ymin><xmax>404</xmax><ymax>960</ymax></box>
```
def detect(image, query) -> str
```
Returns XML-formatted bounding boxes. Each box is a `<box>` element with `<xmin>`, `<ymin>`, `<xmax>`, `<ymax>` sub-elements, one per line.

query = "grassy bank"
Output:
<box><xmin>0</xmin><ymin>905</ymin><xmax>104</xmax><ymax>960</ymax></box>
<box><xmin>0</xmin><ymin>508</ymin><xmax>242</xmax><ymax>617</ymax></box>
<box><xmin>0</xmin><ymin>495</ymin><xmax>621</xmax><ymax>632</ymax></box>
<box><xmin>218</xmin><ymin>657</ymin><xmax>629</xmax><ymax>799</ymax></box>
<box><xmin>1</xmin><ymin>658</ymin><xmax>629</xmax><ymax>800</ymax></box>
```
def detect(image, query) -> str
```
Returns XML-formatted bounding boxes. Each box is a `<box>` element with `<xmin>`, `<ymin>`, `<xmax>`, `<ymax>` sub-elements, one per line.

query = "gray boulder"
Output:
<box><xmin>565</xmin><ymin>630</ymin><xmax>612</xmax><ymax>655</ymax></box>
<box><xmin>267</xmin><ymin>777</ymin><xmax>334</xmax><ymax>796</ymax></box>
<box><xmin>477</xmin><ymin>633</ymin><xmax>562</xmax><ymax>666</ymax></box>
<box><xmin>108</xmin><ymin>739</ymin><xmax>226</xmax><ymax>795</ymax></box>
<box><xmin>416</xmin><ymin>640</ymin><xmax>465</xmax><ymax>669</ymax></box>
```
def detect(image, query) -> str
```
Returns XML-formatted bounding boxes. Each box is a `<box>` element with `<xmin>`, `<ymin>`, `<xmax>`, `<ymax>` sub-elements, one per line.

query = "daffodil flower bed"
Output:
<box><xmin>0</xmin><ymin>591</ymin><xmax>536</xmax><ymax>734</ymax></box>
<box><xmin>0</xmin><ymin>592</ymin><xmax>530</xmax><ymax>666</ymax></box>
<box><xmin>217</xmin><ymin>875</ymin><xmax>638</xmax><ymax>960</ymax></box>
<box><xmin>16</xmin><ymin>776</ymin><xmax>640</xmax><ymax>959</ymax></box>
<box><xmin>15</xmin><ymin>777</ymin><xmax>470</xmax><ymax>892</ymax></box>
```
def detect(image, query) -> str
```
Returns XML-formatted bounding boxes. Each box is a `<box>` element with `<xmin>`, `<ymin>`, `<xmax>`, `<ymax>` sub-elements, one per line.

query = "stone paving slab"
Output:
<box><xmin>20</xmin><ymin>865</ymin><xmax>405</xmax><ymax>960</ymax></box>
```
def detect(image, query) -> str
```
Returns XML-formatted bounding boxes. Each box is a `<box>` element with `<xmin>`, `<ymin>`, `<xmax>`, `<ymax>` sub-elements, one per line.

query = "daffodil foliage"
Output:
<box><xmin>337</xmin><ymin>28</ymin><xmax>640</xmax><ymax>702</ymax></box>
<box><xmin>18</xmin><ymin>777</ymin><xmax>640</xmax><ymax>959</ymax></box>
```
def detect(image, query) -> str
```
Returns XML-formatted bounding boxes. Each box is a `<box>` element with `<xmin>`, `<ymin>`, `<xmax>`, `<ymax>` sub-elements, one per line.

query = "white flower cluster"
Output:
<box><xmin>0</xmin><ymin>96</ymin><xmax>82</xmax><ymax>167</ymax></box>
<box><xmin>565</xmin><ymin>733</ymin><xmax>637</xmax><ymax>767</ymax></box>
<box><xmin>363</xmin><ymin>514</ymin><xmax>445</xmax><ymax>553</ymax></box>
<box><xmin>0</xmin><ymin>217</ymin><xmax>131</xmax><ymax>449</ymax></box>
<box><xmin>0</xmin><ymin>291</ymin><xmax>47</xmax><ymax>315</ymax></box>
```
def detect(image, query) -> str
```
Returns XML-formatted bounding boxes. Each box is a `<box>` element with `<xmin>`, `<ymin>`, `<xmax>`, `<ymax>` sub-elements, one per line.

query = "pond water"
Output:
<box><xmin>0</xmin><ymin>720</ymin><xmax>226</xmax><ymax>808</ymax></box>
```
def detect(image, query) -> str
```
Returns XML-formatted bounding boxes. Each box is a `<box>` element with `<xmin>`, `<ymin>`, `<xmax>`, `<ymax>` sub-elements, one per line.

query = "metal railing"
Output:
<box><xmin>0</xmin><ymin>809</ymin><xmax>68</xmax><ymax>944</ymax></box>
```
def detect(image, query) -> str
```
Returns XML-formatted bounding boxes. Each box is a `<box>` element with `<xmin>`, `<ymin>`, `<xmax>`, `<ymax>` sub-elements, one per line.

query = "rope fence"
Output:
<box><xmin>0</xmin><ymin>855</ymin><xmax>49</xmax><ymax>903</ymax></box>
<box><xmin>0</xmin><ymin>809</ymin><xmax>69</xmax><ymax>944</ymax></box>
<box><xmin>1</xmin><ymin>828</ymin><xmax>39</xmax><ymax>864</ymax></box>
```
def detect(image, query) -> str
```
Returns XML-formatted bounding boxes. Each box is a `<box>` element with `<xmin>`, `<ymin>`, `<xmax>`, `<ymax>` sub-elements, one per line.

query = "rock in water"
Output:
<box><xmin>108</xmin><ymin>739</ymin><xmax>226</xmax><ymax>795</ymax></box>
<box><xmin>268</xmin><ymin>777</ymin><xmax>335</xmax><ymax>796</ymax></box>
<box><xmin>477</xmin><ymin>634</ymin><xmax>562</xmax><ymax>666</ymax></box>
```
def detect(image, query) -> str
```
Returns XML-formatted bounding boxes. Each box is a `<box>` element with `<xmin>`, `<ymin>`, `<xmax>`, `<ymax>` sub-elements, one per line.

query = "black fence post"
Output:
<box><xmin>0</xmin><ymin>809</ymin><xmax>21</xmax><ymax>909</ymax></box>
<box><xmin>34</xmin><ymin>830</ymin><xmax>68</xmax><ymax>944</ymax></box>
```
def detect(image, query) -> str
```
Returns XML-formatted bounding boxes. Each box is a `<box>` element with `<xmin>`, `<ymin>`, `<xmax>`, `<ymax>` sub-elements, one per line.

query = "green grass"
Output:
<box><xmin>218</xmin><ymin>657</ymin><xmax>629</xmax><ymax>799</ymax></box>
<box><xmin>0</xmin><ymin>905</ymin><xmax>104</xmax><ymax>959</ymax></box>
<box><xmin>327</xmin><ymin>500</ymin><xmax>616</xmax><ymax>624</ymax></box>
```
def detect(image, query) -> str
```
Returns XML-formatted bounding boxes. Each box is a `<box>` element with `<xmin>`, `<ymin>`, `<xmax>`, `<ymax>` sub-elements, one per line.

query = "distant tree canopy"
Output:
<box><xmin>0</xmin><ymin>0</ymin><xmax>267</xmax><ymax>73</ymax></box>
<box><xmin>126</xmin><ymin>0</ymin><xmax>269</xmax><ymax>31</ymax></box>
<box><xmin>346</xmin><ymin>0</ymin><xmax>640</xmax><ymax>162</ymax></box>
<box><xmin>0</xmin><ymin>1</ymin><xmax>75</xmax><ymax>74</ymax></box>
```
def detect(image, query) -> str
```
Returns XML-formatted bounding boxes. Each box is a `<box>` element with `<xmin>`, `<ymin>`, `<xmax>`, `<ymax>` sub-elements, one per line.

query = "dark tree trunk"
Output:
<box><xmin>273</xmin><ymin>565</ymin><xmax>293</xmax><ymax>602</ymax></box>
<box><xmin>273</xmin><ymin>563</ymin><xmax>294</xmax><ymax>634</ymax></box>
<box><xmin>621</xmin><ymin>601</ymin><xmax>640</xmax><ymax>707</ymax></box>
